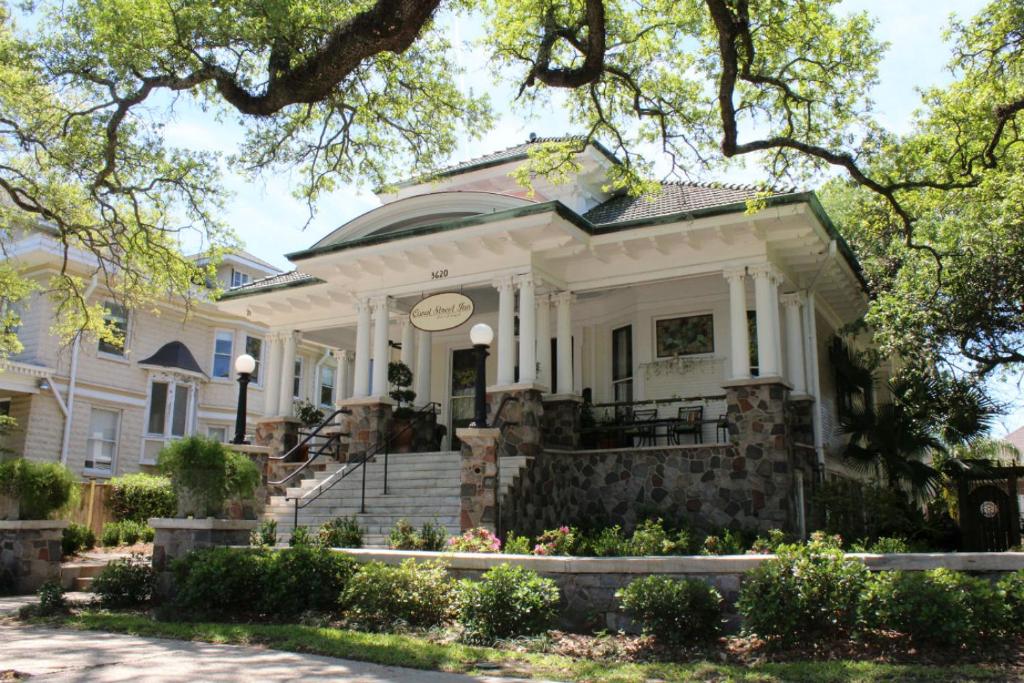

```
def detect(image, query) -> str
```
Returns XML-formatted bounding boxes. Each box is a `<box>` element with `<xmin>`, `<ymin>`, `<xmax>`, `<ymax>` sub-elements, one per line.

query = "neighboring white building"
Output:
<box><xmin>0</xmin><ymin>229</ymin><xmax>347</xmax><ymax>479</ymax></box>
<box><xmin>220</xmin><ymin>136</ymin><xmax>869</xmax><ymax>476</ymax></box>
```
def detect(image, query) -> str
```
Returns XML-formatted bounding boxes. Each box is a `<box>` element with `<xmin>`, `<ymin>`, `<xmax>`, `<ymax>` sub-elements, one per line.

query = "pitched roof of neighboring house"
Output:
<box><xmin>1004</xmin><ymin>426</ymin><xmax>1024</xmax><ymax>453</ymax></box>
<box><xmin>394</xmin><ymin>135</ymin><xmax>620</xmax><ymax>187</ymax></box>
<box><xmin>583</xmin><ymin>181</ymin><xmax>798</xmax><ymax>227</ymax></box>
<box><xmin>219</xmin><ymin>269</ymin><xmax>321</xmax><ymax>299</ymax></box>
<box><xmin>189</xmin><ymin>248</ymin><xmax>282</xmax><ymax>274</ymax></box>
<box><xmin>137</xmin><ymin>341</ymin><xmax>205</xmax><ymax>376</ymax></box>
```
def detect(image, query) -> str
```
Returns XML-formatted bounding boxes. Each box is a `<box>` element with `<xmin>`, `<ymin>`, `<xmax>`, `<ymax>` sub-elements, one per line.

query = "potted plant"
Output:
<box><xmin>157</xmin><ymin>436</ymin><xmax>261</xmax><ymax>518</ymax></box>
<box><xmin>388</xmin><ymin>361</ymin><xmax>417</xmax><ymax>453</ymax></box>
<box><xmin>292</xmin><ymin>399</ymin><xmax>325</xmax><ymax>461</ymax></box>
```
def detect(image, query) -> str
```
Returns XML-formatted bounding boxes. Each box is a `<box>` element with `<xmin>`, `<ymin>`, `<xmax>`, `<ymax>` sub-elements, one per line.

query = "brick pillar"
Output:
<box><xmin>150</xmin><ymin>518</ymin><xmax>257</xmax><ymax>598</ymax></box>
<box><xmin>488</xmin><ymin>387</ymin><xmax>544</xmax><ymax>459</ymax></box>
<box><xmin>456</xmin><ymin>427</ymin><xmax>500</xmax><ymax>532</ymax></box>
<box><xmin>723</xmin><ymin>378</ymin><xmax>796</xmax><ymax>532</ymax></box>
<box><xmin>542</xmin><ymin>396</ymin><xmax>581</xmax><ymax>449</ymax></box>
<box><xmin>339</xmin><ymin>398</ymin><xmax>393</xmax><ymax>462</ymax></box>
<box><xmin>253</xmin><ymin>417</ymin><xmax>302</xmax><ymax>457</ymax></box>
<box><xmin>0</xmin><ymin>520</ymin><xmax>66</xmax><ymax>593</ymax></box>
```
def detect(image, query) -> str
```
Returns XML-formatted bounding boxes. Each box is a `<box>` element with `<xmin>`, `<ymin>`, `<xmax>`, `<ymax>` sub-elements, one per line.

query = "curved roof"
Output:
<box><xmin>138</xmin><ymin>341</ymin><xmax>205</xmax><ymax>377</ymax></box>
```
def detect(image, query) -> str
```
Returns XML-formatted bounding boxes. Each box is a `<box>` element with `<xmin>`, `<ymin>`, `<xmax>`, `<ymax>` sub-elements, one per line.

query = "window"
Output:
<box><xmin>86</xmin><ymin>407</ymin><xmax>120</xmax><ymax>472</ymax></box>
<box><xmin>655</xmin><ymin>314</ymin><xmax>714</xmax><ymax>358</ymax></box>
<box><xmin>293</xmin><ymin>358</ymin><xmax>303</xmax><ymax>399</ymax></box>
<box><xmin>319</xmin><ymin>365</ymin><xmax>336</xmax><ymax>407</ymax></box>
<box><xmin>612</xmin><ymin>325</ymin><xmax>633</xmax><ymax>403</ymax></box>
<box><xmin>98</xmin><ymin>301</ymin><xmax>129</xmax><ymax>356</ymax></box>
<box><xmin>230</xmin><ymin>269</ymin><xmax>250</xmax><ymax>288</ymax></box>
<box><xmin>212</xmin><ymin>331</ymin><xmax>234</xmax><ymax>378</ymax></box>
<box><xmin>245</xmin><ymin>335</ymin><xmax>263</xmax><ymax>384</ymax></box>
<box><xmin>147</xmin><ymin>380</ymin><xmax>194</xmax><ymax>437</ymax></box>
<box><xmin>747</xmin><ymin>310</ymin><xmax>759</xmax><ymax>377</ymax></box>
<box><xmin>0</xmin><ymin>400</ymin><xmax>9</xmax><ymax>417</ymax></box>
<box><xmin>207</xmin><ymin>425</ymin><xmax>227</xmax><ymax>443</ymax></box>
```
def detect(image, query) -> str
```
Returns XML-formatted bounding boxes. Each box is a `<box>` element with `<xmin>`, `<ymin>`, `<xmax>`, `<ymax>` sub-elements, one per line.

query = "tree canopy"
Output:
<box><xmin>0</xmin><ymin>0</ymin><xmax>1020</xmax><ymax>384</ymax></box>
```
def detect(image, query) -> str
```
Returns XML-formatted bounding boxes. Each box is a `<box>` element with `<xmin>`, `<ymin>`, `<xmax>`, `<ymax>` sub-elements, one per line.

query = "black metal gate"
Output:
<box><xmin>958</xmin><ymin>468</ymin><xmax>1022</xmax><ymax>551</ymax></box>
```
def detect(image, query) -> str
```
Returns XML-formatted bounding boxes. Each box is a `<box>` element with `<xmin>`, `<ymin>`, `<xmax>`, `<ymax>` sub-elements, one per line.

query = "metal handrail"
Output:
<box><xmin>269</xmin><ymin>408</ymin><xmax>349</xmax><ymax>461</ymax></box>
<box><xmin>267</xmin><ymin>409</ymin><xmax>350</xmax><ymax>487</ymax></box>
<box><xmin>286</xmin><ymin>402</ymin><xmax>441</xmax><ymax>527</ymax></box>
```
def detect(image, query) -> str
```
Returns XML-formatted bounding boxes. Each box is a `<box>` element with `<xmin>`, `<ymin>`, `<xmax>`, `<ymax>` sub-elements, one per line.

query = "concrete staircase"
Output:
<box><xmin>265</xmin><ymin>450</ymin><xmax>534</xmax><ymax>547</ymax></box>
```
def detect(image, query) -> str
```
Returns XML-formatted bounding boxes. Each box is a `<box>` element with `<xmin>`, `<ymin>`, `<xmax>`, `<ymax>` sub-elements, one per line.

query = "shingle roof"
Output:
<box><xmin>583</xmin><ymin>181</ymin><xmax>798</xmax><ymax>226</ymax></box>
<box><xmin>395</xmin><ymin>135</ymin><xmax>619</xmax><ymax>187</ymax></box>
<box><xmin>220</xmin><ymin>269</ymin><xmax>319</xmax><ymax>298</ymax></box>
<box><xmin>137</xmin><ymin>341</ymin><xmax>204</xmax><ymax>375</ymax></box>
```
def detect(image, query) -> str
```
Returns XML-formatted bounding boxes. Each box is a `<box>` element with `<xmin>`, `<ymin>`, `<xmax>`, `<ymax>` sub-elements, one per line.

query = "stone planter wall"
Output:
<box><xmin>150</xmin><ymin>518</ymin><xmax>258</xmax><ymax>597</ymax></box>
<box><xmin>0</xmin><ymin>520</ymin><xmax>67</xmax><ymax>594</ymax></box>
<box><xmin>337</xmin><ymin>548</ymin><xmax>1024</xmax><ymax>634</ymax></box>
<box><xmin>457</xmin><ymin>427</ymin><xmax>500</xmax><ymax>532</ymax></box>
<box><xmin>487</xmin><ymin>386</ymin><xmax>544</xmax><ymax>460</ymax></box>
<box><xmin>340</xmin><ymin>399</ymin><xmax>392</xmax><ymax>462</ymax></box>
<box><xmin>542</xmin><ymin>397</ymin><xmax>581</xmax><ymax>450</ymax></box>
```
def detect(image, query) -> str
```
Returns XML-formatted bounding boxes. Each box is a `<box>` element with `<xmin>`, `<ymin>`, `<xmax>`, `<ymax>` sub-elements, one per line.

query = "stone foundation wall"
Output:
<box><xmin>488</xmin><ymin>387</ymin><xmax>544</xmax><ymax>460</ymax></box>
<box><xmin>542</xmin><ymin>398</ymin><xmax>581</xmax><ymax>449</ymax></box>
<box><xmin>501</xmin><ymin>444</ymin><xmax>802</xmax><ymax>536</ymax></box>
<box><xmin>0</xmin><ymin>521</ymin><xmax>66</xmax><ymax>594</ymax></box>
<box><xmin>150</xmin><ymin>518</ymin><xmax>257</xmax><ymax>597</ymax></box>
<box><xmin>253</xmin><ymin>417</ymin><xmax>302</xmax><ymax>457</ymax></box>
<box><xmin>337</xmin><ymin>549</ymin><xmax>1024</xmax><ymax>634</ymax></box>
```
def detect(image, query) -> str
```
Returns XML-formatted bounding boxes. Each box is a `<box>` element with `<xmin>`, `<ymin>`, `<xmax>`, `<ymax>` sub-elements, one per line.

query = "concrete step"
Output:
<box><xmin>73</xmin><ymin>576</ymin><xmax>94</xmax><ymax>592</ymax></box>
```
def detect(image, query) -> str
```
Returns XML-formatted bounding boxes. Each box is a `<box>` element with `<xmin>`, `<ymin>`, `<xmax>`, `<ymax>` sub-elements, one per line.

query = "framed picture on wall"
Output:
<box><xmin>655</xmin><ymin>314</ymin><xmax>714</xmax><ymax>358</ymax></box>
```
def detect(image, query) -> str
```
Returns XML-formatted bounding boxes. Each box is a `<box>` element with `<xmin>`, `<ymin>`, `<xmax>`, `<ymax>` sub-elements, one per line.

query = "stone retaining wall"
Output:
<box><xmin>337</xmin><ymin>548</ymin><xmax>1024</xmax><ymax>633</ymax></box>
<box><xmin>150</xmin><ymin>518</ymin><xmax>257</xmax><ymax>597</ymax></box>
<box><xmin>0</xmin><ymin>520</ymin><xmax>66</xmax><ymax>594</ymax></box>
<box><xmin>501</xmin><ymin>444</ymin><xmax>795</xmax><ymax>536</ymax></box>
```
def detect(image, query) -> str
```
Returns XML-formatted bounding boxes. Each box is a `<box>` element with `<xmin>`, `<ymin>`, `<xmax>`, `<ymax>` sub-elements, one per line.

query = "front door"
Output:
<box><xmin>966</xmin><ymin>484</ymin><xmax>1016</xmax><ymax>552</ymax></box>
<box><xmin>449</xmin><ymin>347</ymin><xmax>477</xmax><ymax>450</ymax></box>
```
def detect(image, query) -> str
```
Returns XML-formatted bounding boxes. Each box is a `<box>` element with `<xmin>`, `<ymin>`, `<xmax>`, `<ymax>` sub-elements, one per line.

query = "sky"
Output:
<box><xmin>158</xmin><ymin>0</ymin><xmax>1023</xmax><ymax>435</ymax></box>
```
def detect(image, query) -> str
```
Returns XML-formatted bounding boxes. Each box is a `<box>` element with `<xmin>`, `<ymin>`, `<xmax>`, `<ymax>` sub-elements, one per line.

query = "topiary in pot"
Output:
<box><xmin>157</xmin><ymin>436</ymin><xmax>260</xmax><ymax>518</ymax></box>
<box><xmin>0</xmin><ymin>458</ymin><xmax>78</xmax><ymax>520</ymax></box>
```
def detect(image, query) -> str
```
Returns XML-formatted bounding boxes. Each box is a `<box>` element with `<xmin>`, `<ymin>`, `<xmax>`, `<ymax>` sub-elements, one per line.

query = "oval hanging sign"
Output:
<box><xmin>410</xmin><ymin>292</ymin><xmax>475</xmax><ymax>332</ymax></box>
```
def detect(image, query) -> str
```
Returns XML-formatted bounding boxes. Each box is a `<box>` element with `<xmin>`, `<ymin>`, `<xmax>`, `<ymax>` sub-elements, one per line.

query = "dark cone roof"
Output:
<box><xmin>138</xmin><ymin>341</ymin><xmax>205</xmax><ymax>376</ymax></box>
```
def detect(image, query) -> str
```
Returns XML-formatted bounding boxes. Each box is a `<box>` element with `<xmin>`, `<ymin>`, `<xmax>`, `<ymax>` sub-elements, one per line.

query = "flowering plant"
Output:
<box><xmin>448</xmin><ymin>527</ymin><xmax>501</xmax><ymax>553</ymax></box>
<box><xmin>532</xmin><ymin>526</ymin><xmax>577</xmax><ymax>556</ymax></box>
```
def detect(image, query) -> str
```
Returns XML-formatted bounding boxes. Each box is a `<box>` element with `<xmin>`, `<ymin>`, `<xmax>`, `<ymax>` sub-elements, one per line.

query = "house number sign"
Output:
<box><xmin>410</xmin><ymin>292</ymin><xmax>474</xmax><ymax>332</ymax></box>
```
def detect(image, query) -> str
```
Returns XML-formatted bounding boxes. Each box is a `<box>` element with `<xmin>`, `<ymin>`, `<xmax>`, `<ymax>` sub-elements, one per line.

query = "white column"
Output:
<box><xmin>263</xmin><ymin>334</ymin><xmax>284</xmax><ymax>417</ymax></box>
<box><xmin>414</xmin><ymin>329</ymin><xmax>432</xmax><ymax>407</ymax></box>
<box><xmin>554</xmin><ymin>291</ymin><xmax>574</xmax><ymax>395</ymax></box>
<box><xmin>781</xmin><ymin>293</ymin><xmax>807</xmax><ymax>394</ymax></box>
<box><xmin>335</xmin><ymin>349</ymin><xmax>351</xmax><ymax>402</ymax></box>
<box><xmin>371</xmin><ymin>296</ymin><xmax>391</xmax><ymax>400</ymax></box>
<box><xmin>516</xmin><ymin>274</ymin><xmax>537</xmax><ymax>385</ymax></box>
<box><xmin>536</xmin><ymin>294</ymin><xmax>552</xmax><ymax>391</ymax></box>
<box><xmin>352</xmin><ymin>300</ymin><xmax>371</xmax><ymax>399</ymax></box>
<box><xmin>277</xmin><ymin>331</ymin><xmax>298</xmax><ymax>416</ymax></box>
<box><xmin>494</xmin><ymin>276</ymin><xmax>516</xmax><ymax>386</ymax></box>
<box><xmin>751</xmin><ymin>264</ymin><xmax>783</xmax><ymax>377</ymax></box>
<box><xmin>399</xmin><ymin>315</ymin><xmax>415</xmax><ymax>372</ymax></box>
<box><xmin>724</xmin><ymin>268</ymin><xmax>751</xmax><ymax>380</ymax></box>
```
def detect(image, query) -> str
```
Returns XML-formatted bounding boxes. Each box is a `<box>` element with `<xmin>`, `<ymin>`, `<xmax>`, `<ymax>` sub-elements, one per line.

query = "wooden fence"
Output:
<box><xmin>66</xmin><ymin>481</ymin><xmax>114</xmax><ymax>536</ymax></box>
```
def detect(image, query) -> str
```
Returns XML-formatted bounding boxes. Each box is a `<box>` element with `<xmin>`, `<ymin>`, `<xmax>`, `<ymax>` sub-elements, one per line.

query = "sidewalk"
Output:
<box><xmin>0</xmin><ymin>622</ymin><xmax>543</xmax><ymax>682</ymax></box>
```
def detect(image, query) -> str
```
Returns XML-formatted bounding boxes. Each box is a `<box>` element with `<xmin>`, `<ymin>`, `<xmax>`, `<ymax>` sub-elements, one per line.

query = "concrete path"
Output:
<box><xmin>0</xmin><ymin>622</ymin><xmax>542</xmax><ymax>682</ymax></box>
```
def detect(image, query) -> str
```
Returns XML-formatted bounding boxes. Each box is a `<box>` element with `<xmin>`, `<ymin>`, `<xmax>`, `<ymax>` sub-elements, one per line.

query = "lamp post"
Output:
<box><xmin>469</xmin><ymin>323</ymin><xmax>493</xmax><ymax>428</ymax></box>
<box><xmin>232</xmin><ymin>353</ymin><xmax>257</xmax><ymax>444</ymax></box>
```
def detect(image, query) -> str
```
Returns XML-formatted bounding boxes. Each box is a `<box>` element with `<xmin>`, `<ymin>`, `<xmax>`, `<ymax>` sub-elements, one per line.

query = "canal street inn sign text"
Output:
<box><xmin>410</xmin><ymin>292</ymin><xmax>475</xmax><ymax>332</ymax></box>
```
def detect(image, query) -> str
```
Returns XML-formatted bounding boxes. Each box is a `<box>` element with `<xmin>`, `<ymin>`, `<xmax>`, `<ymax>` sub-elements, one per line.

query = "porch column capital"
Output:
<box><xmin>780</xmin><ymin>292</ymin><xmax>803</xmax><ymax>308</ymax></box>
<box><xmin>355</xmin><ymin>297</ymin><xmax>371</xmax><ymax>313</ymax></box>
<box><xmin>335</xmin><ymin>348</ymin><xmax>352</xmax><ymax>363</ymax></box>
<box><xmin>492</xmin><ymin>275</ymin><xmax>516</xmax><ymax>292</ymax></box>
<box><xmin>722</xmin><ymin>266</ymin><xmax>748</xmax><ymax>283</ymax></box>
<box><xmin>514</xmin><ymin>272</ymin><xmax>541</xmax><ymax>289</ymax></box>
<box><xmin>369</xmin><ymin>295</ymin><xmax>392</xmax><ymax>313</ymax></box>
<box><xmin>749</xmin><ymin>262</ymin><xmax>784</xmax><ymax>284</ymax></box>
<box><xmin>552</xmin><ymin>290</ymin><xmax>574</xmax><ymax>306</ymax></box>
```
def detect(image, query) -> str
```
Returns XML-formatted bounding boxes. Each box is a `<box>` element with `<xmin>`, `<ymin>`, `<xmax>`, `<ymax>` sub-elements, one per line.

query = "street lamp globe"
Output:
<box><xmin>469</xmin><ymin>323</ymin><xmax>493</xmax><ymax>347</ymax></box>
<box><xmin>234</xmin><ymin>353</ymin><xmax>256</xmax><ymax>376</ymax></box>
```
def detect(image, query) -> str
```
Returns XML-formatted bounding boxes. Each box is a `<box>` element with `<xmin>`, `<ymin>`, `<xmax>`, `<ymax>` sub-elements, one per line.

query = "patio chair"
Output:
<box><xmin>715</xmin><ymin>414</ymin><xmax>730</xmax><ymax>443</ymax></box>
<box><xmin>624</xmin><ymin>408</ymin><xmax>658</xmax><ymax>447</ymax></box>
<box><xmin>672</xmin><ymin>406</ymin><xmax>704</xmax><ymax>444</ymax></box>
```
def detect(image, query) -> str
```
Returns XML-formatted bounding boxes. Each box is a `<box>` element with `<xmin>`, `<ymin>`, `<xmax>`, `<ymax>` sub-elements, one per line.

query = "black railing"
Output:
<box><xmin>268</xmin><ymin>408</ymin><xmax>350</xmax><ymax>488</ymax></box>
<box><xmin>286</xmin><ymin>402</ymin><xmax>440</xmax><ymax>527</ymax></box>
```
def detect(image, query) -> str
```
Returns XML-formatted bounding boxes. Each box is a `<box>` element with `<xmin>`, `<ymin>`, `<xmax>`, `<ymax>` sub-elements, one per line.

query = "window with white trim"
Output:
<box><xmin>212</xmin><ymin>331</ymin><xmax>234</xmax><ymax>378</ymax></box>
<box><xmin>146</xmin><ymin>380</ymin><xmax>194</xmax><ymax>438</ymax></box>
<box><xmin>244</xmin><ymin>335</ymin><xmax>263</xmax><ymax>384</ymax></box>
<box><xmin>86</xmin><ymin>407</ymin><xmax>120</xmax><ymax>472</ymax></box>
<box><xmin>230</xmin><ymin>269</ymin><xmax>250</xmax><ymax>288</ymax></box>
<box><xmin>612</xmin><ymin>325</ymin><xmax>633</xmax><ymax>403</ymax></box>
<box><xmin>319</xmin><ymin>365</ymin><xmax>336</xmax><ymax>407</ymax></box>
<box><xmin>293</xmin><ymin>358</ymin><xmax>303</xmax><ymax>398</ymax></box>
<box><xmin>207</xmin><ymin>425</ymin><xmax>228</xmax><ymax>443</ymax></box>
<box><xmin>98</xmin><ymin>301</ymin><xmax>129</xmax><ymax>356</ymax></box>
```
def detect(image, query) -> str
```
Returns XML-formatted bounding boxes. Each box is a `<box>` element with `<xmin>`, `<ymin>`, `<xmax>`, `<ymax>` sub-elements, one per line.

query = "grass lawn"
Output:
<box><xmin>54</xmin><ymin>611</ymin><xmax>1014</xmax><ymax>683</ymax></box>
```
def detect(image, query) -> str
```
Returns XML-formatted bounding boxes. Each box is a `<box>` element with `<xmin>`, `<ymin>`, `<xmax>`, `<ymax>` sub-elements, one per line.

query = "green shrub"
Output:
<box><xmin>92</xmin><ymin>554</ymin><xmax>155</xmax><ymax>608</ymax></box>
<box><xmin>532</xmin><ymin>526</ymin><xmax>577</xmax><ymax>555</ymax></box>
<box><xmin>859</xmin><ymin>569</ymin><xmax>1005</xmax><ymax>647</ymax></box>
<box><xmin>37</xmin><ymin>580</ymin><xmax>66</xmax><ymax>616</ymax></box>
<box><xmin>100</xmin><ymin>520</ymin><xmax>152</xmax><ymax>547</ymax></box>
<box><xmin>849</xmin><ymin>536</ymin><xmax>912</xmax><ymax>554</ymax></box>
<box><xmin>748</xmin><ymin>529</ymin><xmax>789</xmax><ymax>554</ymax></box>
<box><xmin>700</xmin><ymin>528</ymin><xmax>747</xmax><ymax>555</ymax></box>
<box><xmin>815</xmin><ymin>480</ymin><xmax>931</xmax><ymax>547</ymax></box>
<box><xmin>502</xmin><ymin>532</ymin><xmax>532</xmax><ymax>555</ymax></box>
<box><xmin>318</xmin><ymin>516</ymin><xmax>363</xmax><ymax>548</ymax></box>
<box><xmin>157</xmin><ymin>436</ymin><xmax>260</xmax><ymax>517</ymax></box>
<box><xmin>62</xmin><ymin>522</ymin><xmax>96</xmax><ymax>556</ymax></box>
<box><xmin>172</xmin><ymin>547</ymin><xmax>270</xmax><ymax>618</ymax></box>
<box><xmin>387</xmin><ymin>519</ymin><xmax>447</xmax><ymax>551</ymax></box>
<box><xmin>289</xmin><ymin>526</ymin><xmax>313</xmax><ymax>547</ymax></box>
<box><xmin>107</xmin><ymin>473</ymin><xmax>176</xmax><ymax>523</ymax></box>
<box><xmin>0</xmin><ymin>458</ymin><xmax>77</xmax><ymax>519</ymax></box>
<box><xmin>578</xmin><ymin>525</ymin><xmax>627</xmax><ymax>556</ymax></box>
<box><xmin>250</xmin><ymin>519</ymin><xmax>278</xmax><ymax>547</ymax></box>
<box><xmin>617</xmin><ymin>576</ymin><xmax>722</xmax><ymax>643</ymax></box>
<box><xmin>999</xmin><ymin>570</ymin><xmax>1024</xmax><ymax>635</ymax></box>
<box><xmin>260</xmin><ymin>546</ymin><xmax>357</xmax><ymax>618</ymax></box>
<box><xmin>628</xmin><ymin>519</ymin><xmax>692</xmax><ymax>556</ymax></box>
<box><xmin>456</xmin><ymin>563</ymin><xmax>560</xmax><ymax>641</ymax></box>
<box><xmin>341</xmin><ymin>559</ymin><xmax>454</xmax><ymax>630</ymax></box>
<box><xmin>737</xmin><ymin>533</ymin><xmax>869</xmax><ymax>645</ymax></box>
